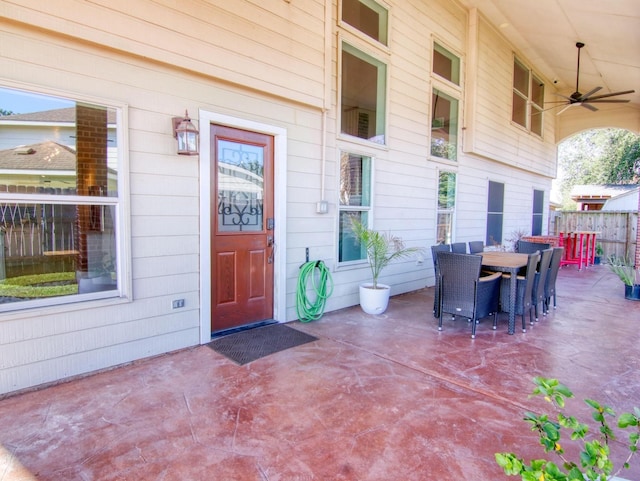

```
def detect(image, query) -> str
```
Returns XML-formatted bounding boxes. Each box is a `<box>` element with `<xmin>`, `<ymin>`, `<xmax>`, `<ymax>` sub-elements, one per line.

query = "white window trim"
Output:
<box><xmin>429</xmin><ymin>83</ymin><xmax>461</xmax><ymax>163</ymax></box>
<box><xmin>431</xmin><ymin>38</ymin><xmax>464</xmax><ymax>92</ymax></box>
<box><xmin>338</xmin><ymin>39</ymin><xmax>390</xmax><ymax>148</ymax></box>
<box><xmin>338</xmin><ymin>0</ymin><xmax>392</xmax><ymax>52</ymax></box>
<box><xmin>0</xmin><ymin>83</ymin><xmax>131</xmax><ymax>313</ymax></box>
<box><xmin>335</xmin><ymin>147</ymin><xmax>375</xmax><ymax>269</ymax></box>
<box><xmin>435</xmin><ymin>169</ymin><xmax>458</xmax><ymax>244</ymax></box>
<box><xmin>511</xmin><ymin>55</ymin><xmax>545</xmax><ymax>137</ymax></box>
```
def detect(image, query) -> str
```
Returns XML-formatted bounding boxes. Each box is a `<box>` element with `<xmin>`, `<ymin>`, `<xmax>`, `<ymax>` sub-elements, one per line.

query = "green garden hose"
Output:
<box><xmin>296</xmin><ymin>260</ymin><xmax>334</xmax><ymax>322</ymax></box>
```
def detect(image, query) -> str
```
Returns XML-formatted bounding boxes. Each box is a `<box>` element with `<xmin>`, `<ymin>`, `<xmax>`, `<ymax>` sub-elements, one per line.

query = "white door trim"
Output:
<box><xmin>198</xmin><ymin>110</ymin><xmax>287</xmax><ymax>343</ymax></box>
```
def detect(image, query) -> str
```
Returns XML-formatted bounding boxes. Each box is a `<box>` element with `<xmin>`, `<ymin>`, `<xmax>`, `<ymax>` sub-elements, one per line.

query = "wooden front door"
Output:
<box><xmin>210</xmin><ymin>125</ymin><xmax>274</xmax><ymax>333</ymax></box>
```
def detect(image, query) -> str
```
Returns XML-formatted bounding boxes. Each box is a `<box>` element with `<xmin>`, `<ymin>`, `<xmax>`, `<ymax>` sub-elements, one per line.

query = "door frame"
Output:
<box><xmin>198</xmin><ymin>110</ymin><xmax>287</xmax><ymax>343</ymax></box>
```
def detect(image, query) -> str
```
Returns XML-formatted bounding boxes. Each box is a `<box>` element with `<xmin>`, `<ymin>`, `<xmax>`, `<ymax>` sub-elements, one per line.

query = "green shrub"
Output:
<box><xmin>496</xmin><ymin>377</ymin><xmax>639</xmax><ymax>481</ymax></box>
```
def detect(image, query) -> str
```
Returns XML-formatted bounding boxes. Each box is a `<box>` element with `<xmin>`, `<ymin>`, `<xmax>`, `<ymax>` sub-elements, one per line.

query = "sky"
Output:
<box><xmin>0</xmin><ymin>87</ymin><xmax>73</xmax><ymax>114</ymax></box>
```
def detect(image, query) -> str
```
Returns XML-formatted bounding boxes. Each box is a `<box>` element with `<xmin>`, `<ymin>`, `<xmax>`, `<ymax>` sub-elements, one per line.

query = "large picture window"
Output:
<box><xmin>0</xmin><ymin>86</ymin><xmax>122</xmax><ymax>310</ymax></box>
<box><xmin>436</xmin><ymin>171</ymin><xmax>456</xmax><ymax>244</ymax></box>
<box><xmin>338</xmin><ymin>152</ymin><xmax>371</xmax><ymax>263</ymax></box>
<box><xmin>512</xmin><ymin>58</ymin><xmax>544</xmax><ymax>136</ymax></box>
<box><xmin>340</xmin><ymin>43</ymin><xmax>387</xmax><ymax>145</ymax></box>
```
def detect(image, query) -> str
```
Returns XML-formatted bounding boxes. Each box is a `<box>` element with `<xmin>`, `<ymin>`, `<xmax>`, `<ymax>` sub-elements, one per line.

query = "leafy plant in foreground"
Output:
<box><xmin>496</xmin><ymin>377</ymin><xmax>639</xmax><ymax>481</ymax></box>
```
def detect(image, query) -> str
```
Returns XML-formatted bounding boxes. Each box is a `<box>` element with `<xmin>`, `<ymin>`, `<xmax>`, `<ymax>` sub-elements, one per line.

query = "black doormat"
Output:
<box><xmin>207</xmin><ymin>323</ymin><xmax>318</xmax><ymax>365</ymax></box>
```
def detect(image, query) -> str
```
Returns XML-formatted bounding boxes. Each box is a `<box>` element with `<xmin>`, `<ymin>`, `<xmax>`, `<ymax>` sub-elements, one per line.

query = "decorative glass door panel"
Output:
<box><xmin>217</xmin><ymin>140</ymin><xmax>264</xmax><ymax>233</ymax></box>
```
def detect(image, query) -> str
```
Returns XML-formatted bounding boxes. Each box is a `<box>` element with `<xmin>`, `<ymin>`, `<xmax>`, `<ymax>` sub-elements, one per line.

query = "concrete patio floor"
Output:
<box><xmin>1</xmin><ymin>265</ymin><xmax>639</xmax><ymax>480</ymax></box>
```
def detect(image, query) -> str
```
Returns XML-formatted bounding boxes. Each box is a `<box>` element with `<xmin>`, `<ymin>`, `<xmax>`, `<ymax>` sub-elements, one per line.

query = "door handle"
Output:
<box><xmin>267</xmin><ymin>236</ymin><xmax>275</xmax><ymax>264</ymax></box>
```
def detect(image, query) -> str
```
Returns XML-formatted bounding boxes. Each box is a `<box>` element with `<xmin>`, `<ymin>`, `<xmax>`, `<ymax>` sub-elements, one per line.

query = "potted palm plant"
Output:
<box><xmin>350</xmin><ymin>219</ymin><xmax>422</xmax><ymax>315</ymax></box>
<box><xmin>607</xmin><ymin>255</ymin><xmax>640</xmax><ymax>300</ymax></box>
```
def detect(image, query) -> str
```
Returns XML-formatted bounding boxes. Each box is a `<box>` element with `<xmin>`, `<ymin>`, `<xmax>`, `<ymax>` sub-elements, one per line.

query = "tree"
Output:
<box><xmin>556</xmin><ymin>128</ymin><xmax>640</xmax><ymax>210</ymax></box>
<box><xmin>0</xmin><ymin>109</ymin><xmax>15</xmax><ymax>116</ymax></box>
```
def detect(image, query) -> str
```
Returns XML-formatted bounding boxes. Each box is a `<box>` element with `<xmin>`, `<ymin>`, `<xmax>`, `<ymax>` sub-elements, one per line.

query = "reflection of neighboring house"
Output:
<box><xmin>0</xmin><ymin>141</ymin><xmax>77</xmax><ymax>191</ymax></box>
<box><xmin>570</xmin><ymin>184</ymin><xmax>639</xmax><ymax>211</ymax></box>
<box><xmin>0</xmin><ymin>107</ymin><xmax>118</xmax><ymax>169</ymax></box>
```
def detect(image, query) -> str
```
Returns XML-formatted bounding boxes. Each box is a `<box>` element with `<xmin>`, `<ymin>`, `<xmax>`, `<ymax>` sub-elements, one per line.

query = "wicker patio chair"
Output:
<box><xmin>450</xmin><ymin>242</ymin><xmax>467</xmax><ymax>254</ymax></box>
<box><xmin>517</xmin><ymin>239</ymin><xmax>550</xmax><ymax>254</ymax></box>
<box><xmin>532</xmin><ymin>248</ymin><xmax>553</xmax><ymax>320</ymax></box>
<box><xmin>468</xmin><ymin>240</ymin><xmax>485</xmax><ymax>254</ymax></box>
<box><xmin>499</xmin><ymin>252</ymin><xmax>539</xmax><ymax>331</ymax></box>
<box><xmin>431</xmin><ymin>244</ymin><xmax>451</xmax><ymax>318</ymax></box>
<box><xmin>544</xmin><ymin>247</ymin><xmax>565</xmax><ymax>312</ymax></box>
<box><xmin>436</xmin><ymin>252</ymin><xmax>502</xmax><ymax>339</ymax></box>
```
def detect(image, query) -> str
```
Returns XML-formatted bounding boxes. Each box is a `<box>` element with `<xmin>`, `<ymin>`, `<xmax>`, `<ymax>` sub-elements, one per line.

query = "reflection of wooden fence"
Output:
<box><xmin>1</xmin><ymin>203</ymin><xmax>77</xmax><ymax>277</ymax></box>
<box><xmin>553</xmin><ymin>211</ymin><xmax>638</xmax><ymax>261</ymax></box>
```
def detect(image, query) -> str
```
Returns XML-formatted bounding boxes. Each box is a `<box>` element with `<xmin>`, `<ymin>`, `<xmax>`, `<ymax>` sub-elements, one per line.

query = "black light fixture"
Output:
<box><xmin>172</xmin><ymin>110</ymin><xmax>199</xmax><ymax>155</ymax></box>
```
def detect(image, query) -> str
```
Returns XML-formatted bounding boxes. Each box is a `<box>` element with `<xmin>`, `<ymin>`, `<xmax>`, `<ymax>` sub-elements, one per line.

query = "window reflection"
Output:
<box><xmin>0</xmin><ymin>87</ymin><xmax>120</xmax><ymax>307</ymax></box>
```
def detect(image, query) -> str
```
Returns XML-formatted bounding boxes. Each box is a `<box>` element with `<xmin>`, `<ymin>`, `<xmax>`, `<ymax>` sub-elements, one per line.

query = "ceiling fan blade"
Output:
<box><xmin>578</xmin><ymin>86</ymin><xmax>602</xmax><ymax>100</ymax></box>
<box><xmin>581</xmin><ymin>103</ymin><xmax>598</xmax><ymax>112</ymax></box>
<box><xmin>556</xmin><ymin>104</ymin><xmax>574</xmax><ymax>115</ymax></box>
<box><xmin>586</xmin><ymin>90</ymin><xmax>635</xmax><ymax>101</ymax></box>
<box><xmin>587</xmin><ymin>99</ymin><xmax>631</xmax><ymax>104</ymax></box>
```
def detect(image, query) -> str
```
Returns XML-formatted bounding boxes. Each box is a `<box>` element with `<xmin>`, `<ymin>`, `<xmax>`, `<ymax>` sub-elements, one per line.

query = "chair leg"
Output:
<box><xmin>492</xmin><ymin>312</ymin><xmax>498</xmax><ymax>330</ymax></box>
<box><xmin>471</xmin><ymin>317</ymin><xmax>477</xmax><ymax>339</ymax></box>
<box><xmin>438</xmin><ymin>313</ymin><xmax>443</xmax><ymax>331</ymax></box>
<box><xmin>521</xmin><ymin>313</ymin><xmax>526</xmax><ymax>332</ymax></box>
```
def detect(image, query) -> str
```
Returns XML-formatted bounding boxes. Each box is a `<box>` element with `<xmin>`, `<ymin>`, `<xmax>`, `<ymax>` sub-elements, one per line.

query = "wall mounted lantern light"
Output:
<box><xmin>172</xmin><ymin>110</ymin><xmax>199</xmax><ymax>155</ymax></box>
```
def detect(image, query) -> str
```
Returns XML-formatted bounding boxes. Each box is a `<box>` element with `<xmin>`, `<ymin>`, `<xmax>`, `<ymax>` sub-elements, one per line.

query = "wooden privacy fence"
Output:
<box><xmin>1</xmin><ymin>203</ymin><xmax>77</xmax><ymax>277</ymax></box>
<box><xmin>552</xmin><ymin>211</ymin><xmax>638</xmax><ymax>262</ymax></box>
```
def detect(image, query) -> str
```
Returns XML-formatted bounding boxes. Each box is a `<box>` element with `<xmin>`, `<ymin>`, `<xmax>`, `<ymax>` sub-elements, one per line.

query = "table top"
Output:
<box><xmin>480</xmin><ymin>251</ymin><xmax>529</xmax><ymax>269</ymax></box>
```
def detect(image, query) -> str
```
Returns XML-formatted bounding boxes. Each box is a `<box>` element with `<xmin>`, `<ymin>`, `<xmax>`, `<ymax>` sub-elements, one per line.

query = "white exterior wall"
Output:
<box><xmin>0</xmin><ymin>0</ymin><xmax>557</xmax><ymax>395</ymax></box>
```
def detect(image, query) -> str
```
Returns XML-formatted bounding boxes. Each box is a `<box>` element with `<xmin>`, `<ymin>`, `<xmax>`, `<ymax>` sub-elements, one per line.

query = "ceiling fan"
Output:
<box><xmin>546</xmin><ymin>42</ymin><xmax>635</xmax><ymax>115</ymax></box>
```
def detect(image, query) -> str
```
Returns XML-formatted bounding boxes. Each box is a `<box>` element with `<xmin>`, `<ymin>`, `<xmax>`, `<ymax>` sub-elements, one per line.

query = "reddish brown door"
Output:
<box><xmin>210</xmin><ymin>125</ymin><xmax>274</xmax><ymax>332</ymax></box>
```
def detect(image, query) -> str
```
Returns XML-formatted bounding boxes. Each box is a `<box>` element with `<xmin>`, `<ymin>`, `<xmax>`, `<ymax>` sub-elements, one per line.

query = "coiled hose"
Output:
<box><xmin>296</xmin><ymin>260</ymin><xmax>334</xmax><ymax>322</ymax></box>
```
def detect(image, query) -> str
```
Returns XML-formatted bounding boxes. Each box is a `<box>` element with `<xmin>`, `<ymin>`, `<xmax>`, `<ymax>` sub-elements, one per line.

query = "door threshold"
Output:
<box><xmin>211</xmin><ymin>319</ymin><xmax>278</xmax><ymax>339</ymax></box>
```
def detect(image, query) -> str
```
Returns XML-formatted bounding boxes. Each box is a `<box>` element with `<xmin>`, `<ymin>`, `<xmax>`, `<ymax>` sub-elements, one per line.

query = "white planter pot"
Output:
<box><xmin>359</xmin><ymin>283</ymin><xmax>391</xmax><ymax>315</ymax></box>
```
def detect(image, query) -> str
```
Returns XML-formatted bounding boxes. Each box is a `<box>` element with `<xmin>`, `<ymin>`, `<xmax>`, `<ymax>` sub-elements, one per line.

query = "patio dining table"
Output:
<box><xmin>480</xmin><ymin>251</ymin><xmax>529</xmax><ymax>335</ymax></box>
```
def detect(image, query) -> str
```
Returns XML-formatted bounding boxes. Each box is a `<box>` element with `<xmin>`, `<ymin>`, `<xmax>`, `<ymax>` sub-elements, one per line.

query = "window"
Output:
<box><xmin>433</xmin><ymin>43</ymin><xmax>460</xmax><ymax>85</ymax></box>
<box><xmin>340</xmin><ymin>43</ymin><xmax>387</xmax><ymax>145</ymax></box>
<box><xmin>436</xmin><ymin>171</ymin><xmax>456</xmax><ymax>244</ymax></box>
<box><xmin>532</xmin><ymin>189</ymin><xmax>544</xmax><ymax>235</ymax></box>
<box><xmin>486</xmin><ymin>181</ymin><xmax>504</xmax><ymax>246</ymax></box>
<box><xmin>341</xmin><ymin>0</ymin><xmax>388</xmax><ymax>45</ymax></box>
<box><xmin>0</xmin><ymin>86</ymin><xmax>123</xmax><ymax>311</ymax></box>
<box><xmin>512</xmin><ymin>58</ymin><xmax>544</xmax><ymax>136</ymax></box>
<box><xmin>338</xmin><ymin>151</ymin><xmax>371</xmax><ymax>262</ymax></box>
<box><xmin>431</xmin><ymin>88</ymin><xmax>458</xmax><ymax>161</ymax></box>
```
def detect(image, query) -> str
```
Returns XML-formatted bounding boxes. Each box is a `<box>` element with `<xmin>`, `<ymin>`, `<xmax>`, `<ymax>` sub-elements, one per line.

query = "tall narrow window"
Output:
<box><xmin>437</xmin><ymin>171</ymin><xmax>456</xmax><ymax>244</ymax></box>
<box><xmin>342</xmin><ymin>0</ymin><xmax>388</xmax><ymax>45</ymax></box>
<box><xmin>0</xmin><ymin>86</ymin><xmax>123</xmax><ymax>311</ymax></box>
<box><xmin>338</xmin><ymin>152</ymin><xmax>371</xmax><ymax>263</ymax></box>
<box><xmin>486</xmin><ymin>181</ymin><xmax>504</xmax><ymax>246</ymax></box>
<box><xmin>532</xmin><ymin>189</ymin><xmax>544</xmax><ymax>235</ymax></box>
<box><xmin>341</xmin><ymin>43</ymin><xmax>387</xmax><ymax>144</ymax></box>
<box><xmin>512</xmin><ymin>58</ymin><xmax>544</xmax><ymax>136</ymax></box>
<box><xmin>431</xmin><ymin>89</ymin><xmax>458</xmax><ymax>161</ymax></box>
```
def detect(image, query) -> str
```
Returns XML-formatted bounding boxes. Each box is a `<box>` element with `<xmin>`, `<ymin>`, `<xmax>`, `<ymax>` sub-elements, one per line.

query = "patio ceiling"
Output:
<box><xmin>459</xmin><ymin>0</ymin><xmax>640</xmax><ymax>134</ymax></box>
